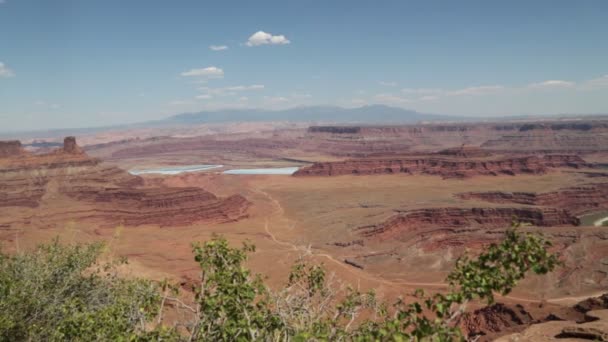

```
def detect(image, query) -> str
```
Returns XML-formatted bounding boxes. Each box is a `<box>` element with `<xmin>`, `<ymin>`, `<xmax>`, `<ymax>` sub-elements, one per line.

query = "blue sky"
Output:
<box><xmin>1</xmin><ymin>0</ymin><xmax>608</xmax><ymax>130</ymax></box>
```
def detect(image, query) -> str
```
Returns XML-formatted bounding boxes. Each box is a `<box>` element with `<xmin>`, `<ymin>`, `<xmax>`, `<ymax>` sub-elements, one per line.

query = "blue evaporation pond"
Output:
<box><xmin>128</xmin><ymin>164</ymin><xmax>223</xmax><ymax>175</ymax></box>
<box><xmin>222</xmin><ymin>167</ymin><xmax>300</xmax><ymax>175</ymax></box>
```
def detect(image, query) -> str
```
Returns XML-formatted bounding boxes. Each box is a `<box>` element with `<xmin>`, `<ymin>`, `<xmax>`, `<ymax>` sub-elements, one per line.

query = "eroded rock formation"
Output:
<box><xmin>0</xmin><ymin>137</ymin><xmax>250</xmax><ymax>227</ymax></box>
<box><xmin>437</xmin><ymin>145</ymin><xmax>491</xmax><ymax>158</ymax></box>
<box><xmin>356</xmin><ymin>207</ymin><xmax>580</xmax><ymax>241</ymax></box>
<box><xmin>0</xmin><ymin>141</ymin><xmax>24</xmax><ymax>158</ymax></box>
<box><xmin>294</xmin><ymin>156</ymin><xmax>540</xmax><ymax>178</ymax></box>
<box><xmin>293</xmin><ymin>154</ymin><xmax>592</xmax><ymax>178</ymax></box>
<box><xmin>458</xmin><ymin>183</ymin><xmax>608</xmax><ymax>216</ymax></box>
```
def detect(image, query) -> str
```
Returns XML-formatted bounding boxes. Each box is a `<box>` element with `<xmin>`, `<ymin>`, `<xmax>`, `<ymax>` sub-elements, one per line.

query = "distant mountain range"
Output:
<box><xmin>164</xmin><ymin>105</ymin><xmax>461</xmax><ymax>124</ymax></box>
<box><xmin>3</xmin><ymin>104</ymin><xmax>607</xmax><ymax>139</ymax></box>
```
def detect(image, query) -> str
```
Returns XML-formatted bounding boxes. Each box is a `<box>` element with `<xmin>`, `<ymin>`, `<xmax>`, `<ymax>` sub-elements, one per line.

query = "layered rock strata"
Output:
<box><xmin>293</xmin><ymin>154</ymin><xmax>591</xmax><ymax>178</ymax></box>
<box><xmin>356</xmin><ymin>207</ymin><xmax>579</xmax><ymax>241</ymax></box>
<box><xmin>458</xmin><ymin>183</ymin><xmax>608</xmax><ymax>215</ymax></box>
<box><xmin>0</xmin><ymin>137</ymin><xmax>250</xmax><ymax>227</ymax></box>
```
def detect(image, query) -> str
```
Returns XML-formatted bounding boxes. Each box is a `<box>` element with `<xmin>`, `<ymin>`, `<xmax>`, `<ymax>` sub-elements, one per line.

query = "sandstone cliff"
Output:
<box><xmin>0</xmin><ymin>137</ymin><xmax>250</xmax><ymax>227</ymax></box>
<box><xmin>458</xmin><ymin>183</ymin><xmax>608</xmax><ymax>216</ymax></box>
<box><xmin>293</xmin><ymin>154</ymin><xmax>591</xmax><ymax>178</ymax></box>
<box><xmin>356</xmin><ymin>207</ymin><xmax>580</xmax><ymax>241</ymax></box>
<box><xmin>0</xmin><ymin>141</ymin><xmax>25</xmax><ymax>158</ymax></box>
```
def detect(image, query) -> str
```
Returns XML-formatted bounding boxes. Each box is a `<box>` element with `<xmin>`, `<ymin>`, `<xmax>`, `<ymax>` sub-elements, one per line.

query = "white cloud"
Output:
<box><xmin>180</xmin><ymin>66</ymin><xmax>224</xmax><ymax>78</ymax></box>
<box><xmin>0</xmin><ymin>62</ymin><xmax>14</xmax><ymax>78</ymax></box>
<box><xmin>447</xmin><ymin>85</ymin><xmax>504</xmax><ymax>96</ymax></box>
<box><xmin>169</xmin><ymin>100</ymin><xmax>195</xmax><ymax>106</ymax></box>
<box><xmin>209</xmin><ymin>45</ymin><xmax>228</xmax><ymax>51</ymax></box>
<box><xmin>245</xmin><ymin>31</ymin><xmax>290</xmax><ymax>47</ymax></box>
<box><xmin>195</xmin><ymin>84</ymin><xmax>265</xmax><ymax>99</ymax></box>
<box><xmin>401</xmin><ymin>88</ymin><xmax>443</xmax><ymax>95</ymax></box>
<box><xmin>528</xmin><ymin>80</ymin><xmax>575</xmax><ymax>88</ymax></box>
<box><xmin>579</xmin><ymin>75</ymin><xmax>608</xmax><ymax>90</ymax></box>
<box><xmin>379</xmin><ymin>81</ymin><xmax>397</xmax><ymax>87</ymax></box>
<box><xmin>223</xmin><ymin>84</ymin><xmax>264</xmax><ymax>91</ymax></box>
<box><xmin>263</xmin><ymin>96</ymin><xmax>288</xmax><ymax>103</ymax></box>
<box><xmin>33</xmin><ymin>100</ymin><xmax>60</xmax><ymax>109</ymax></box>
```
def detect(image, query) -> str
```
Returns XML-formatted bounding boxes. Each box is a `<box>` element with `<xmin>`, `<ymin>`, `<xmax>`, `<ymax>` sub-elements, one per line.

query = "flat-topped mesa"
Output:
<box><xmin>437</xmin><ymin>145</ymin><xmax>491</xmax><ymax>158</ymax></box>
<box><xmin>542</xmin><ymin>154</ymin><xmax>592</xmax><ymax>168</ymax></box>
<box><xmin>0</xmin><ymin>140</ymin><xmax>25</xmax><ymax>158</ymax></box>
<box><xmin>356</xmin><ymin>207</ymin><xmax>580</xmax><ymax>240</ymax></box>
<box><xmin>458</xmin><ymin>183</ymin><xmax>608</xmax><ymax>216</ymax></box>
<box><xmin>293</xmin><ymin>156</ymin><xmax>548</xmax><ymax>178</ymax></box>
<box><xmin>308</xmin><ymin>126</ymin><xmax>362</xmax><ymax>134</ymax></box>
<box><xmin>293</xmin><ymin>154</ymin><xmax>592</xmax><ymax>178</ymax></box>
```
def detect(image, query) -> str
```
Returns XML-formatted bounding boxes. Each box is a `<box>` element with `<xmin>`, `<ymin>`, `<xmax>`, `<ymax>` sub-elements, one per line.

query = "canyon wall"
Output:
<box><xmin>458</xmin><ymin>183</ymin><xmax>608</xmax><ymax>215</ymax></box>
<box><xmin>293</xmin><ymin>154</ymin><xmax>591</xmax><ymax>178</ymax></box>
<box><xmin>293</xmin><ymin>156</ymin><xmax>541</xmax><ymax>178</ymax></box>
<box><xmin>356</xmin><ymin>207</ymin><xmax>580</xmax><ymax>241</ymax></box>
<box><xmin>0</xmin><ymin>137</ymin><xmax>250</xmax><ymax>227</ymax></box>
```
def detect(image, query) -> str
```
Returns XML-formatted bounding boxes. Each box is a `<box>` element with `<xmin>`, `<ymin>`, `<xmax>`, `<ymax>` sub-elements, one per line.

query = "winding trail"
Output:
<box><xmin>250</xmin><ymin>186</ymin><xmax>605</xmax><ymax>305</ymax></box>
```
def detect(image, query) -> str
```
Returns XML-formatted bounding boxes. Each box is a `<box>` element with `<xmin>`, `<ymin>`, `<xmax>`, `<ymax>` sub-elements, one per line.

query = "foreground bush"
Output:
<box><xmin>0</xmin><ymin>229</ymin><xmax>559</xmax><ymax>341</ymax></box>
<box><xmin>0</xmin><ymin>240</ymin><xmax>176</xmax><ymax>341</ymax></box>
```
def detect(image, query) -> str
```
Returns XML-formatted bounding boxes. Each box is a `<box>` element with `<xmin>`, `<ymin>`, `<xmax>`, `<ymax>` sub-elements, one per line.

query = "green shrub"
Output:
<box><xmin>0</xmin><ymin>239</ymin><xmax>176</xmax><ymax>341</ymax></box>
<box><xmin>0</xmin><ymin>228</ymin><xmax>559</xmax><ymax>341</ymax></box>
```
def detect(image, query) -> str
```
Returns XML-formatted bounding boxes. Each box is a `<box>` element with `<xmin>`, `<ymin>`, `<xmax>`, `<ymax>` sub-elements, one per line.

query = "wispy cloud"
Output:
<box><xmin>401</xmin><ymin>88</ymin><xmax>443</xmax><ymax>95</ymax></box>
<box><xmin>447</xmin><ymin>85</ymin><xmax>504</xmax><ymax>96</ymax></box>
<box><xmin>245</xmin><ymin>31</ymin><xmax>290</xmax><ymax>46</ymax></box>
<box><xmin>379</xmin><ymin>81</ymin><xmax>397</xmax><ymax>87</ymax></box>
<box><xmin>0</xmin><ymin>62</ymin><xmax>14</xmax><ymax>78</ymax></box>
<box><xmin>169</xmin><ymin>100</ymin><xmax>195</xmax><ymax>106</ymax></box>
<box><xmin>34</xmin><ymin>100</ymin><xmax>60</xmax><ymax>109</ymax></box>
<box><xmin>180</xmin><ymin>66</ymin><xmax>224</xmax><ymax>78</ymax></box>
<box><xmin>195</xmin><ymin>84</ymin><xmax>265</xmax><ymax>99</ymax></box>
<box><xmin>579</xmin><ymin>74</ymin><xmax>608</xmax><ymax>90</ymax></box>
<box><xmin>223</xmin><ymin>84</ymin><xmax>264</xmax><ymax>91</ymax></box>
<box><xmin>527</xmin><ymin>80</ymin><xmax>575</xmax><ymax>88</ymax></box>
<box><xmin>209</xmin><ymin>45</ymin><xmax>228</xmax><ymax>51</ymax></box>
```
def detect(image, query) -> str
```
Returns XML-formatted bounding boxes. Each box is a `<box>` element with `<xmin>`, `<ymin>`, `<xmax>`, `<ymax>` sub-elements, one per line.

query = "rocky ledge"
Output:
<box><xmin>356</xmin><ymin>207</ymin><xmax>579</xmax><ymax>240</ymax></box>
<box><xmin>458</xmin><ymin>183</ymin><xmax>608</xmax><ymax>216</ymax></box>
<box><xmin>0</xmin><ymin>137</ymin><xmax>250</xmax><ymax>227</ymax></box>
<box><xmin>293</xmin><ymin>154</ymin><xmax>590</xmax><ymax>178</ymax></box>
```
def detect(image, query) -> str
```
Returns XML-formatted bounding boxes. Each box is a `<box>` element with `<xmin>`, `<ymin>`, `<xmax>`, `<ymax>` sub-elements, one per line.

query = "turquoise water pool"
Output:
<box><xmin>128</xmin><ymin>164</ymin><xmax>223</xmax><ymax>175</ymax></box>
<box><xmin>222</xmin><ymin>167</ymin><xmax>300</xmax><ymax>175</ymax></box>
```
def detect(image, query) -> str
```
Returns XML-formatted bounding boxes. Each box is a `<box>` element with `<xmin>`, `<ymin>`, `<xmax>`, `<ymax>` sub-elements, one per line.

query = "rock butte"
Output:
<box><xmin>0</xmin><ymin>137</ymin><xmax>250</xmax><ymax>228</ymax></box>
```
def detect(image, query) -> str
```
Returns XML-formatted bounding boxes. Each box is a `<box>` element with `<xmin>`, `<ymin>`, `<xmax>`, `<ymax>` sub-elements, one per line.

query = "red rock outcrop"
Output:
<box><xmin>0</xmin><ymin>137</ymin><xmax>250</xmax><ymax>227</ymax></box>
<box><xmin>356</xmin><ymin>207</ymin><xmax>579</xmax><ymax>241</ymax></box>
<box><xmin>437</xmin><ymin>145</ymin><xmax>491</xmax><ymax>158</ymax></box>
<box><xmin>458</xmin><ymin>183</ymin><xmax>608</xmax><ymax>215</ymax></box>
<box><xmin>541</xmin><ymin>154</ymin><xmax>592</xmax><ymax>168</ymax></box>
<box><xmin>0</xmin><ymin>141</ymin><xmax>24</xmax><ymax>158</ymax></box>
<box><xmin>459</xmin><ymin>304</ymin><xmax>536</xmax><ymax>339</ymax></box>
<box><xmin>293</xmin><ymin>156</ymin><xmax>550</xmax><ymax>178</ymax></box>
<box><xmin>294</xmin><ymin>154</ymin><xmax>592</xmax><ymax>178</ymax></box>
<box><xmin>62</xmin><ymin>136</ymin><xmax>84</xmax><ymax>154</ymax></box>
